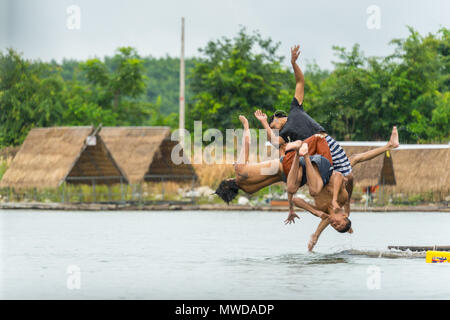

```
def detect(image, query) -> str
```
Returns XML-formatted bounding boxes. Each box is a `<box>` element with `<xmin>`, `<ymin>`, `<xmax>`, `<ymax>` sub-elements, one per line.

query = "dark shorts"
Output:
<box><xmin>298</xmin><ymin>155</ymin><xmax>332</xmax><ymax>187</ymax></box>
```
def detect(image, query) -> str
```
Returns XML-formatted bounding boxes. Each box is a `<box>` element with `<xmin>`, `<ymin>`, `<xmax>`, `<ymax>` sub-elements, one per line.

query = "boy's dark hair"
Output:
<box><xmin>337</xmin><ymin>218</ymin><xmax>352</xmax><ymax>233</ymax></box>
<box><xmin>215</xmin><ymin>179</ymin><xmax>239</xmax><ymax>204</ymax></box>
<box><xmin>268</xmin><ymin>110</ymin><xmax>288</xmax><ymax>125</ymax></box>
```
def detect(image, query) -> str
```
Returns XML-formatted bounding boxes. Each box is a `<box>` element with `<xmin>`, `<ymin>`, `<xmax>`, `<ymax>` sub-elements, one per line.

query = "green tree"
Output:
<box><xmin>142</xmin><ymin>55</ymin><xmax>196</xmax><ymax>116</ymax></box>
<box><xmin>0</xmin><ymin>49</ymin><xmax>65</xmax><ymax>146</ymax></box>
<box><xmin>304</xmin><ymin>27</ymin><xmax>449</xmax><ymax>143</ymax></box>
<box><xmin>81</xmin><ymin>47</ymin><xmax>148</xmax><ymax>123</ymax></box>
<box><xmin>386</xmin><ymin>27</ymin><xmax>449</xmax><ymax>142</ymax></box>
<box><xmin>188</xmin><ymin>27</ymin><xmax>292</xmax><ymax>132</ymax></box>
<box><xmin>308</xmin><ymin>44</ymin><xmax>371</xmax><ymax>140</ymax></box>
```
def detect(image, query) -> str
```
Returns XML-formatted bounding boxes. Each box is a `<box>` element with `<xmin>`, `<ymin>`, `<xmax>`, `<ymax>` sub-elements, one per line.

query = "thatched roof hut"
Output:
<box><xmin>100</xmin><ymin>127</ymin><xmax>197</xmax><ymax>184</ymax></box>
<box><xmin>342</xmin><ymin>143</ymin><xmax>449</xmax><ymax>196</ymax></box>
<box><xmin>0</xmin><ymin>126</ymin><xmax>128</xmax><ymax>190</ymax></box>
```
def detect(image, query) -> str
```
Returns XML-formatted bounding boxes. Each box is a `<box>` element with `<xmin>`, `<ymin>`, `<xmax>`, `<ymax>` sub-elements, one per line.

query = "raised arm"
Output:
<box><xmin>291</xmin><ymin>45</ymin><xmax>305</xmax><ymax>105</ymax></box>
<box><xmin>254</xmin><ymin>109</ymin><xmax>286</xmax><ymax>147</ymax></box>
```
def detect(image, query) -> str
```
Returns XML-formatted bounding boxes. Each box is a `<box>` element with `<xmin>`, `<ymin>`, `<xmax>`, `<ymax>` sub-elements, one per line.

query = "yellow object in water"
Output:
<box><xmin>426</xmin><ymin>251</ymin><xmax>450</xmax><ymax>263</ymax></box>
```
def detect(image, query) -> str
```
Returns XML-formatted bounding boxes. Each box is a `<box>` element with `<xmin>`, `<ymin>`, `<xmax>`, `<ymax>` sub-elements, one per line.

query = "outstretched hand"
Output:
<box><xmin>254</xmin><ymin>109</ymin><xmax>267</xmax><ymax>122</ymax></box>
<box><xmin>291</xmin><ymin>45</ymin><xmax>301</xmax><ymax>64</ymax></box>
<box><xmin>284</xmin><ymin>211</ymin><xmax>300</xmax><ymax>225</ymax></box>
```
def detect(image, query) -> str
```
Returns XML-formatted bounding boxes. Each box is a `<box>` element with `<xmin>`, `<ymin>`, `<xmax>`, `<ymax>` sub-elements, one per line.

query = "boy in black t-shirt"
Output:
<box><xmin>255</xmin><ymin>45</ymin><xmax>352</xmax><ymax>179</ymax></box>
<box><xmin>254</xmin><ymin>44</ymin><xmax>355</xmax><ymax>233</ymax></box>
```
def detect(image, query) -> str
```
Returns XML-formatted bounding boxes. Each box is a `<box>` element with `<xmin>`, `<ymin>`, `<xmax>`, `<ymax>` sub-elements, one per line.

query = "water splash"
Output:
<box><xmin>338</xmin><ymin>248</ymin><xmax>425</xmax><ymax>259</ymax></box>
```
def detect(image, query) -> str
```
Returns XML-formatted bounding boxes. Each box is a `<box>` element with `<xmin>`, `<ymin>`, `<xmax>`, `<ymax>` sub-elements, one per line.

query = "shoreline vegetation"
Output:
<box><xmin>0</xmin><ymin>27</ymin><xmax>448</xmax><ymax>207</ymax></box>
<box><xmin>1</xmin><ymin>151</ymin><xmax>448</xmax><ymax>208</ymax></box>
<box><xmin>1</xmin><ymin>27</ymin><xmax>449</xmax><ymax>148</ymax></box>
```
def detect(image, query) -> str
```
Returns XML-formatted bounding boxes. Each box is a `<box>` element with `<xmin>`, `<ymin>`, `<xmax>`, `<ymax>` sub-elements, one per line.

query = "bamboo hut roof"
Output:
<box><xmin>389</xmin><ymin>148</ymin><xmax>449</xmax><ymax>194</ymax></box>
<box><xmin>343</xmin><ymin>145</ymin><xmax>450</xmax><ymax>193</ymax></box>
<box><xmin>100</xmin><ymin>127</ymin><xmax>197</xmax><ymax>184</ymax></box>
<box><xmin>0</xmin><ymin>126</ymin><xmax>127</xmax><ymax>190</ymax></box>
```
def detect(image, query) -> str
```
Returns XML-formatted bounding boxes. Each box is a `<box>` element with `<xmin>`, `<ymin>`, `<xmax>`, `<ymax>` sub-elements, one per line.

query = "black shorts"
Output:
<box><xmin>299</xmin><ymin>155</ymin><xmax>332</xmax><ymax>187</ymax></box>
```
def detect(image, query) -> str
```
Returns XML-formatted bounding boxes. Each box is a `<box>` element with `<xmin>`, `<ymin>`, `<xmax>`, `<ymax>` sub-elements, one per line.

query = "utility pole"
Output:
<box><xmin>179</xmin><ymin>17</ymin><xmax>185</xmax><ymax>144</ymax></box>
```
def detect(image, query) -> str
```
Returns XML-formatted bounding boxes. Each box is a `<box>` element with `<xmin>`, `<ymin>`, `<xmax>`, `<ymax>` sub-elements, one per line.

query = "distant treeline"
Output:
<box><xmin>0</xmin><ymin>27</ymin><xmax>448</xmax><ymax>147</ymax></box>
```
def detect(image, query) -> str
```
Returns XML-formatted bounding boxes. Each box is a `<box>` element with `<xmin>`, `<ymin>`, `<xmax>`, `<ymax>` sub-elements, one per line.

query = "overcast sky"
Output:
<box><xmin>1</xmin><ymin>0</ymin><xmax>449</xmax><ymax>70</ymax></box>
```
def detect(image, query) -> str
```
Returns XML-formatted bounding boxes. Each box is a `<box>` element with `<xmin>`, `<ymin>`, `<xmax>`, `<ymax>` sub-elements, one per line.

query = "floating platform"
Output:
<box><xmin>388</xmin><ymin>245</ymin><xmax>450</xmax><ymax>252</ymax></box>
<box><xmin>426</xmin><ymin>251</ymin><xmax>450</xmax><ymax>263</ymax></box>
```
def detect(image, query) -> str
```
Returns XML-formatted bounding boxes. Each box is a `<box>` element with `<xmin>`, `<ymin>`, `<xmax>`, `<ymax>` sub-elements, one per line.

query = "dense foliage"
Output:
<box><xmin>188</xmin><ymin>28</ymin><xmax>293</xmax><ymax>131</ymax></box>
<box><xmin>0</xmin><ymin>27</ymin><xmax>448</xmax><ymax>147</ymax></box>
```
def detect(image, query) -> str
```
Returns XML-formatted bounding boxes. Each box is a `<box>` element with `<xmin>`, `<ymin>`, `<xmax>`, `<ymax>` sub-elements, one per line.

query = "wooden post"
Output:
<box><xmin>120</xmin><ymin>177</ymin><xmax>124</xmax><ymax>202</ymax></box>
<box><xmin>79</xmin><ymin>185</ymin><xmax>83</xmax><ymax>202</ymax></box>
<box><xmin>179</xmin><ymin>17</ymin><xmax>185</xmax><ymax>145</ymax></box>
<box><xmin>365</xmin><ymin>187</ymin><xmax>369</xmax><ymax>208</ymax></box>
<box><xmin>268</xmin><ymin>185</ymin><xmax>272</xmax><ymax>205</ymax></box>
<box><xmin>92</xmin><ymin>179</ymin><xmax>96</xmax><ymax>202</ymax></box>
<box><xmin>61</xmin><ymin>183</ymin><xmax>65</xmax><ymax>203</ymax></box>
<box><xmin>190</xmin><ymin>177</ymin><xmax>195</xmax><ymax>204</ymax></box>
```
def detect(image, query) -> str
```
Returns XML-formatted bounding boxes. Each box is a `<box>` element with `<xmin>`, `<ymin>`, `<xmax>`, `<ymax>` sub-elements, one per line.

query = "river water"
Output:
<box><xmin>0</xmin><ymin>210</ymin><xmax>449</xmax><ymax>299</ymax></box>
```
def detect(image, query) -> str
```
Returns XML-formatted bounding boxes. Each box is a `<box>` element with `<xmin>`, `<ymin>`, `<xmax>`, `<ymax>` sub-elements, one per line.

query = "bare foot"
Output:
<box><xmin>285</xmin><ymin>140</ymin><xmax>303</xmax><ymax>151</ymax></box>
<box><xmin>299</xmin><ymin>143</ymin><xmax>309</xmax><ymax>156</ymax></box>
<box><xmin>387</xmin><ymin>126</ymin><xmax>399</xmax><ymax>149</ymax></box>
<box><xmin>239</xmin><ymin>115</ymin><xmax>249</xmax><ymax>130</ymax></box>
<box><xmin>308</xmin><ymin>234</ymin><xmax>319</xmax><ymax>251</ymax></box>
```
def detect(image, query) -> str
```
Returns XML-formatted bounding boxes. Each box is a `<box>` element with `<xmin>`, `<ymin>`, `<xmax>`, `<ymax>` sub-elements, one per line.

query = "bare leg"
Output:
<box><xmin>349</xmin><ymin>126</ymin><xmax>399</xmax><ymax>167</ymax></box>
<box><xmin>286</xmin><ymin>143</ymin><xmax>303</xmax><ymax>220</ymax></box>
<box><xmin>287</xmin><ymin>137</ymin><xmax>328</xmax><ymax>196</ymax></box>
<box><xmin>286</xmin><ymin>141</ymin><xmax>304</xmax><ymax>195</ymax></box>
<box><xmin>236</xmin><ymin>115</ymin><xmax>250</xmax><ymax>165</ymax></box>
<box><xmin>301</xmin><ymin>145</ymin><xmax>325</xmax><ymax>197</ymax></box>
<box><xmin>234</xmin><ymin>115</ymin><xmax>283</xmax><ymax>193</ymax></box>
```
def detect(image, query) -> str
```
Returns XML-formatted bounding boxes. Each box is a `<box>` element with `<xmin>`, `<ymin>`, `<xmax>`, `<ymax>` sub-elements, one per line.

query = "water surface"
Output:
<box><xmin>1</xmin><ymin>210</ymin><xmax>449</xmax><ymax>299</ymax></box>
